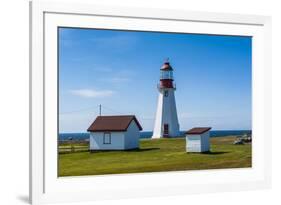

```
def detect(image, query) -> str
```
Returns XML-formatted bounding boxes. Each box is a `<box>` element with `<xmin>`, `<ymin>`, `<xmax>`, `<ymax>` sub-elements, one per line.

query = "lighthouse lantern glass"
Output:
<box><xmin>160</xmin><ymin>70</ymin><xmax>173</xmax><ymax>80</ymax></box>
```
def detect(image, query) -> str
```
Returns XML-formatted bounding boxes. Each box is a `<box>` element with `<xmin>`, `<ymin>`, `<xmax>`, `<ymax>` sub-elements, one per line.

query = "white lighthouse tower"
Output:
<box><xmin>152</xmin><ymin>60</ymin><xmax>180</xmax><ymax>138</ymax></box>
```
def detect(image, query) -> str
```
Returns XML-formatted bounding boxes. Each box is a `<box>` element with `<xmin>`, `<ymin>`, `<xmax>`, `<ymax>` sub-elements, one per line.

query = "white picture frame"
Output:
<box><xmin>30</xmin><ymin>1</ymin><xmax>272</xmax><ymax>204</ymax></box>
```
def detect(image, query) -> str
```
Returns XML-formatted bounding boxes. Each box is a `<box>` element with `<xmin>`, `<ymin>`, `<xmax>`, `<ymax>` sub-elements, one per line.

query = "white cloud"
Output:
<box><xmin>69</xmin><ymin>89</ymin><xmax>114</xmax><ymax>98</ymax></box>
<box><xmin>100</xmin><ymin>77</ymin><xmax>131</xmax><ymax>83</ymax></box>
<box><xmin>98</xmin><ymin>69</ymin><xmax>136</xmax><ymax>84</ymax></box>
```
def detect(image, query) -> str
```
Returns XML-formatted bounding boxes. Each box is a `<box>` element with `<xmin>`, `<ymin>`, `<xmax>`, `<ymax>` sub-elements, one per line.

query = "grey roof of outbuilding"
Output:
<box><xmin>87</xmin><ymin>115</ymin><xmax>143</xmax><ymax>132</ymax></box>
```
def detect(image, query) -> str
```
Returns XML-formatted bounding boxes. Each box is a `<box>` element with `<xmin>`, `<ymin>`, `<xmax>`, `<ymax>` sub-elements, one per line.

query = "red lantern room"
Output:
<box><xmin>159</xmin><ymin>60</ymin><xmax>175</xmax><ymax>89</ymax></box>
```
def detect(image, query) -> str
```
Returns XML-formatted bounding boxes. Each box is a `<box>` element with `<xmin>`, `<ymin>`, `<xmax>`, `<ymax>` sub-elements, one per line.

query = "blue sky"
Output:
<box><xmin>59</xmin><ymin>27</ymin><xmax>252</xmax><ymax>133</ymax></box>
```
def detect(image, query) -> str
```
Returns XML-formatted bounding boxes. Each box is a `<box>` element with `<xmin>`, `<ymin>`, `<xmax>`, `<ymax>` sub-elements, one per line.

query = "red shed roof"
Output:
<box><xmin>185</xmin><ymin>127</ymin><xmax>212</xmax><ymax>135</ymax></box>
<box><xmin>87</xmin><ymin>115</ymin><xmax>143</xmax><ymax>132</ymax></box>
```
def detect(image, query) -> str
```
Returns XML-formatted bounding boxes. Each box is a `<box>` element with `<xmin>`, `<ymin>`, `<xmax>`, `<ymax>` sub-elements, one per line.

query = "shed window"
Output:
<box><xmin>103</xmin><ymin>133</ymin><xmax>111</xmax><ymax>144</ymax></box>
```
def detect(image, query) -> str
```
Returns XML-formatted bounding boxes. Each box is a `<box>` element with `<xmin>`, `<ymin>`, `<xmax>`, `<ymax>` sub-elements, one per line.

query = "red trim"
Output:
<box><xmin>159</xmin><ymin>79</ymin><xmax>174</xmax><ymax>88</ymax></box>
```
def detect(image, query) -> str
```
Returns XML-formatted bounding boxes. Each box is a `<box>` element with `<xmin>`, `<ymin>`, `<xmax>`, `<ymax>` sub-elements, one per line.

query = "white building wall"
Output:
<box><xmin>124</xmin><ymin>121</ymin><xmax>140</xmax><ymax>149</ymax></box>
<box><xmin>152</xmin><ymin>92</ymin><xmax>164</xmax><ymax>138</ymax></box>
<box><xmin>186</xmin><ymin>134</ymin><xmax>201</xmax><ymax>152</ymax></box>
<box><xmin>186</xmin><ymin>131</ymin><xmax>210</xmax><ymax>152</ymax></box>
<box><xmin>200</xmin><ymin>131</ymin><xmax>210</xmax><ymax>152</ymax></box>
<box><xmin>90</xmin><ymin>132</ymin><xmax>125</xmax><ymax>150</ymax></box>
<box><xmin>152</xmin><ymin>88</ymin><xmax>180</xmax><ymax>138</ymax></box>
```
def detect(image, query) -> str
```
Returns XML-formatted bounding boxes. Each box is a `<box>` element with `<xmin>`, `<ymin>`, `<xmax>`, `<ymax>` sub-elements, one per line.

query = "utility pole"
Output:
<box><xmin>99</xmin><ymin>104</ymin><xmax>102</xmax><ymax>116</ymax></box>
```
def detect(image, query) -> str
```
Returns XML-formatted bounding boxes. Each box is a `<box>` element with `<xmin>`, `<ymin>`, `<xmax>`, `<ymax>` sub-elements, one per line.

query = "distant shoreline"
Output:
<box><xmin>59</xmin><ymin>130</ymin><xmax>252</xmax><ymax>141</ymax></box>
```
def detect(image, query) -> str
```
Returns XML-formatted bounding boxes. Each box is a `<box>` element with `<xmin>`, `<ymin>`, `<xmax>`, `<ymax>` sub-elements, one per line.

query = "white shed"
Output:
<box><xmin>185</xmin><ymin>127</ymin><xmax>211</xmax><ymax>153</ymax></box>
<box><xmin>87</xmin><ymin>115</ymin><xmax>143</xmax><ymax>151</ymax></box>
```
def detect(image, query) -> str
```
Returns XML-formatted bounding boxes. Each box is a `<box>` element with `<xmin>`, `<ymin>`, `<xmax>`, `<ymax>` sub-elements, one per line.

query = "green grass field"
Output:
<box><xmin>58</xmin><ymin>136</ymin><xmax>251</xmax><ymax>177</ymax></box>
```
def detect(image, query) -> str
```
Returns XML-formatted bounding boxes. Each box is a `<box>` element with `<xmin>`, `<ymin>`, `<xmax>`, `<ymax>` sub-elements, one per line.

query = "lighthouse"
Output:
<box><xmin>152</xmin><ymin>60</ymin><xmax>180</xmax><ymax>138</ymax></box>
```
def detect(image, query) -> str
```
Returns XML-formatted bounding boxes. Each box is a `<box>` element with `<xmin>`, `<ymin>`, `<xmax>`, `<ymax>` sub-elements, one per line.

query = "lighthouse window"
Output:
<box><xmin>160</xmin><ymin>70</ymin><xmax>173</xmax><ymax>79</ymax></box>
<box><xmin>164</xmin><ymin>90</ymin><xmax>168</xmax><ymax>97</ymax></box>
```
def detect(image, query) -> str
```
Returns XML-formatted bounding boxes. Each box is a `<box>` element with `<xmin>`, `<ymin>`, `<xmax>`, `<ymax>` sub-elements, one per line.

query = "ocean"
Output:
<box><xmin>59</xmin><ymin>130</ymin><xmax>252</xmax><ymax>141</ymax></box>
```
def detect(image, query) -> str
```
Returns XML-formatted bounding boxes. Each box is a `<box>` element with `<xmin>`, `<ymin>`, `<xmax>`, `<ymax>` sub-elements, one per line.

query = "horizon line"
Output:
<box><xmin>59</xmin><ymin>129</ymin><xmax>252</xmax><ymax>134</ymax></box>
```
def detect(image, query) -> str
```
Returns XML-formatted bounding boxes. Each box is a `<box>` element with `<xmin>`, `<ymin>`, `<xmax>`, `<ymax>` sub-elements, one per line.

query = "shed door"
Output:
<box><xmin>163</xmin><ymin>124</ymin><xmax>169</xmax><ymax>137</ymax></box>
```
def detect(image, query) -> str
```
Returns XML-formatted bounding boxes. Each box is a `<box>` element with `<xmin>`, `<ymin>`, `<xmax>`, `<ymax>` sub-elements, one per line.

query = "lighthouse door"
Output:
<box><xmin>163</xmin><ymin>124</ymin><xmax>169</xmax><ymax>137</ymax></box>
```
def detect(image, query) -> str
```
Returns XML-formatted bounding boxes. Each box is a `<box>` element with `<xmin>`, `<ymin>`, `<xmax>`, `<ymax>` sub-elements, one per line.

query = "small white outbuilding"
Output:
<box><xmin>87</xmin><ymin>115</ymin><xmax>143</xmax><ymax>151</ymax></box>
<box><xmin>185</xmin><ymin>127</ymin><xmax>212</xmax><ymax>153</ymax></box>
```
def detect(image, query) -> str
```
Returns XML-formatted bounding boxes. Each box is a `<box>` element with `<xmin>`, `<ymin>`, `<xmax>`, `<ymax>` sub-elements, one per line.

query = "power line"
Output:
<box><xmin>102</xmin><ymin>105</ymin><xmax>125</xmax><ymax>115</ymax></box>
<box><xmin>100</xmin><ymin>105</ymin><xmax>156</xmax><ymax>121</ymax></box>
<box><xmin>59</xmin><ymin>104</ymin><xmax>154</xmax><ymax>121</ymax></box>
<box><xmin>59</xmin><ymin>104</ymin><xmax>123</xmax><ymax>115</ymax></box>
